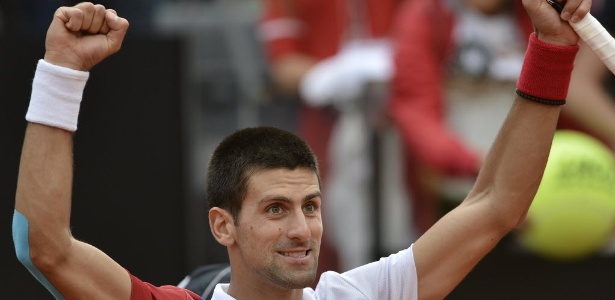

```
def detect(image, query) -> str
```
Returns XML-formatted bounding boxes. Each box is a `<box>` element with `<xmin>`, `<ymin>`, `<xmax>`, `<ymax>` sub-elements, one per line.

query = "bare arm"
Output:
<box><xmin>14</xmin><ymin>3</ymin><xmax>130</xmax><ymax>299</ymax></box>
<box><xmin>413</xmin><ymin>98</ymin><xmax>561</xmax><ymax>299</ymax></box>
<box><xmin>411</xmin><ymin>0</ymin><xmax>591</xmax><ymax>298</ymax></box>
<box><xmin>16</xmin><ymin>124</ymin><xmax>133</xmax><ymax>299</ymax></box>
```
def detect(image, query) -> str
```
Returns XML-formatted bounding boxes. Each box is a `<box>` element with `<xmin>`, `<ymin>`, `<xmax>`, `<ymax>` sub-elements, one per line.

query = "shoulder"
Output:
<box><xmin>129</xmin><ymin>272</ymin><xmax>203</xmax><ymax>300</ymax></box>
<box><xmin>314</xmin><ymin>246</ymin><xmax>417</xmax><ymax>299</ymax></box>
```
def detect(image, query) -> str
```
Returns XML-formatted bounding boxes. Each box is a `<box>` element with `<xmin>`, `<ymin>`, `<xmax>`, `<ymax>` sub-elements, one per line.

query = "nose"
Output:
<box><xmin>286</xmin><ymin>209</ymin><xmax>311</xmax><ymax>241</ymax></box>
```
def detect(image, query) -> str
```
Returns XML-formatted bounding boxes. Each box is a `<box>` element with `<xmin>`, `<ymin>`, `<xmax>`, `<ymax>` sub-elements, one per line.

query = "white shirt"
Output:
<box><xmin>211</xmin><ymin>245</ymin><xmax>417</xmax><ymax>300</ymax></box>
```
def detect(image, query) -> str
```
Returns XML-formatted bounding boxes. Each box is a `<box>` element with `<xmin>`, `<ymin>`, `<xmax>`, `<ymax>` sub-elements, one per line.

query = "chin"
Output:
<box><xmin>272</xmin><ymin>266</ymin><xmax>318</xmax><ymax>289</ymax></box>
<box><xmin>278</xmin><ymin>275</ymin><xmax>316</xmax><ymax>289</ymax></box>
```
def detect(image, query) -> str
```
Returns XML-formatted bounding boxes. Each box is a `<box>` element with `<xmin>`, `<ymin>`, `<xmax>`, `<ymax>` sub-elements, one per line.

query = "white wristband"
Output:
<box><xmin>26</xmin><ymin>59</ymin><xmax>90</xmax><ymax>132</ymax></box>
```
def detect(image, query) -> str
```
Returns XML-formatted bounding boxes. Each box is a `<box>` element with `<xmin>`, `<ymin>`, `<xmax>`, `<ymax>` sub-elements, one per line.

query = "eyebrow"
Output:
<box><xmin>257</xmin><ymin>192</ymin><xmax>322</xmax><ymax>206</ymax></box>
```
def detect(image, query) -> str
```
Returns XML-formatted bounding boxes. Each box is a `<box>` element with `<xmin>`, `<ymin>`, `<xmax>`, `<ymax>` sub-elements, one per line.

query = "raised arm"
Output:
<box><xmin>13</xmin><ymin>3</ymin><xmax>130</xmax><ymax>299</ymax></box>
<box><xmin>411</xmin><ymin>0</ymin><xmax>591</xmax><ymax>299</ymax></box>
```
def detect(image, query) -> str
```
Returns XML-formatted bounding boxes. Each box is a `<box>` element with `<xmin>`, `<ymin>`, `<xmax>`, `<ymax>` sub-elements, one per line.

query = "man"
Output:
<box><xmin>13</xmin><ymin>1</ymin><xmax>591</xmax><ymax>299</ymax></box>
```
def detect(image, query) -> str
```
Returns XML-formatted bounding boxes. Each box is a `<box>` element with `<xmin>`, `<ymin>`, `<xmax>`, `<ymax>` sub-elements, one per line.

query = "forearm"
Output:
<box><xmin>13</xmin><ymin>57</ymin><xmax>132</xmax><ymax>300</ymax></box>
<box><xmin>15</xmin><ymin>123</ymin><xmax>74</xmax><ymax>262</ymax></box>
<box><xmin>13</xmin><ymin>59</ymin><xmax>87</xmax><ymax>299</ymax></box>
<box><xmin>469</xmin><ymin>32</ymin><xmax>579</xmax><ymax>227</ymax></box>
<box><xmin>413</xmin><ymin>35</ymin><xmax>574</xmax><ymax>300</ymax></box>
<box><xmin>14</xmin><ymin>59</ymin><xmax>88</xmax><ymax>264</ymax></box>
<box><xmin>469</xmin><ymin>98</ymin><xmax>561</xmax><ymax>227</ymax></box>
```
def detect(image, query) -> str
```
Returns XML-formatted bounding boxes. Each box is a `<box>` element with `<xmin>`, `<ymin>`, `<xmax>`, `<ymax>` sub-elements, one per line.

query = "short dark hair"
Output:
<box><xmin>206</xmin><ymin>126</ymin><xmax>320</xmax><ymax>223</ymax></box>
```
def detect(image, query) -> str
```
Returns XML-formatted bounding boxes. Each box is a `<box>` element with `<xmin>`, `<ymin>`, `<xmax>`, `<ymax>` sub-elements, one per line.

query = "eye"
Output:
<box><xmin>267</xmin><ymin>205</ymin><xmax>283</xmax><ymax>214</ymax></box>
<box><xmin>303</xmin><ymin>202</ymin><xmax>317</xmax><ymax>213</ymax></box>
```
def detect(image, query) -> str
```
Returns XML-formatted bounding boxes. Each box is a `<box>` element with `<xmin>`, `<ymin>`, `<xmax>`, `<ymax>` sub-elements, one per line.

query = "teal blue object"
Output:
<box><xmin>13</xmin><ymin>210</ymin><xmax>65</xmax><ymax>299</ymax></box>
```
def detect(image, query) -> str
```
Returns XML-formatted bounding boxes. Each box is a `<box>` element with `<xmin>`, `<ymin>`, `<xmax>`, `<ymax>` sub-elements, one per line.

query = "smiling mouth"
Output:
<box><xmin>281</xmin><ymin>250</ymin><xmax>309</xmax><ymax>258</ymax></box>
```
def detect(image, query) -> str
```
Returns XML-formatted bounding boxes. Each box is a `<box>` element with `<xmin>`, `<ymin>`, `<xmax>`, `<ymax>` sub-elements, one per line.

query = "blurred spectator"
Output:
<box><xmin>258</xmin><ymin>0</ymin><xmax>405</xmax><ymax>272</ymax></box>
<box><xmin>389</xmin><ymin>0</ymin><xmax>615</xmax><ymax>237</ymax></box>
<box><xmin>389</xmin><ymin>0</ymin><xmax>533</xmax><ymax>234</ymax></box>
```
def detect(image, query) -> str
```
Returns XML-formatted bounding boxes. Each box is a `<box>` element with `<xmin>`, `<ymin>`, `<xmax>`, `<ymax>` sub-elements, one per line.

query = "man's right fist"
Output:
<box><xmin>44</xmin><ymin>2</ymin><xmax>129</xmax><ymax>71</ymax></box>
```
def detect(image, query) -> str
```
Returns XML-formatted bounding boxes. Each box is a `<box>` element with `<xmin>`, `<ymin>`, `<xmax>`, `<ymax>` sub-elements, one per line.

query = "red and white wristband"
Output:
<box><xmin>516</xmin><ymin>33</ymin><xmax>580</xmax><ymax>105</ymax></box>
<box><xmin>26</xmin><ymin>59</ymin><xmax>90</xmax><ymax>132</ymax></box>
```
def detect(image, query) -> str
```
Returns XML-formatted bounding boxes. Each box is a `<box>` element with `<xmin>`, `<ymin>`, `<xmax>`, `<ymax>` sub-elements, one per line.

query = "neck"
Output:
<box><xmin>226</xmin><ymin>280</ymin><xmax>305</xmax><ymax>300</ymax></box>
<box><xmin>226</xmin><ymin>261</ymin><xmax>308</xmax><ymax>300</ymax></box>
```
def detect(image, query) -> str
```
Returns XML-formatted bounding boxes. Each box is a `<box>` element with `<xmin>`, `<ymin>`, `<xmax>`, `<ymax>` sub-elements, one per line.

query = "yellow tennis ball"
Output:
<box><xmin>517</xmin><ymin>130</ymin><xmax>615</xmax><ymax>261</ymax></box>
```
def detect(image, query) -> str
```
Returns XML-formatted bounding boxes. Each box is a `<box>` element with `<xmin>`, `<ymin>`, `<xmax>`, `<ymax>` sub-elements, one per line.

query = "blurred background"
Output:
<box><xmin>1</xmin><ymin>0</ymin><xmax>615</xmax><ymax>299</ymax></box>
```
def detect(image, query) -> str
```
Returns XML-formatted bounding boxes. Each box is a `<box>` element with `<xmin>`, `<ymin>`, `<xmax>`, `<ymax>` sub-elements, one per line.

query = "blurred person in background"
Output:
<box><xmin>389</xmin><ymin>0</ymin><xmax>615</xmax><ymax>235</ymax></box>
<box><xmin>258</xmin><ymin>0</ymin><xmax>406</xmax><ymax>272</ymax></box>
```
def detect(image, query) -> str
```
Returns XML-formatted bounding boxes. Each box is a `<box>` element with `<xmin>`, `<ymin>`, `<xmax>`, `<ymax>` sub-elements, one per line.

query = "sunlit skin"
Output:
<box><xmin>210</xmin><ymin>168</ymin><xmax>323</xmax><ymax>300</ymax></box>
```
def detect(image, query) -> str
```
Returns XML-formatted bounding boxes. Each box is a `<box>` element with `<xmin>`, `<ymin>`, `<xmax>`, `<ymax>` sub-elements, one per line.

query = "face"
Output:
<box><xmin>231</xmin><ymin>168</ymin><xmax>322</xmax><ymax>289</ymax></box>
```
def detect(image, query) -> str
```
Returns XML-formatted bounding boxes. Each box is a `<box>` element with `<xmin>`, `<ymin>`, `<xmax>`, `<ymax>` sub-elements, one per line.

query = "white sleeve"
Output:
<box><xmin>314</xmin><ymin>244</ymin><xmax>418</xmax><ymax>300</ymax></box>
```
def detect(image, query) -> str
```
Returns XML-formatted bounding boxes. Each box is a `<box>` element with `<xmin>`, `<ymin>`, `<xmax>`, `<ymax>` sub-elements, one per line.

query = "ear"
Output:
<box><xmin>209</xmin><ymin>207</ymin><xmax>236</xmax><ymax>247</ymax></box>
